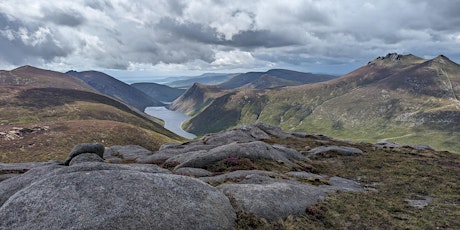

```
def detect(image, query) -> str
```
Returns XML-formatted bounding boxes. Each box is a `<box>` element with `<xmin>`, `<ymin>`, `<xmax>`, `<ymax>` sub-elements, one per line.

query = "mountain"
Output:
<box><xmin>168</xmin><ymin>83</ymin><xmax>230</xmax><ymax>116</ymax></box>
<box><xmin>66</xmin><ymin>70</ymin><xmax>164</xmax><ymax>111</ymax></box>
<box><xmin>218</xmin><ymin>69</ymin><xmax>336</xmax><ymax>89</ymax></box>
<box><xmin>174</xmin><ymin>53</ymin><xmax>460</xmax><ymax>153</ymax></box>
<box><xmin>166</xmin><ymin>73</ymin><xmax>238</xmax><ymax>88</ymax></box>
<box><xmin>0</xmin><ymin>66</ymin><xmax>183</xmax><ymax>162</ymax></box>
<box><xmin>131</xmin><ymin>82</ymin><xmax>186</xmax><ymax>103</ymax></box>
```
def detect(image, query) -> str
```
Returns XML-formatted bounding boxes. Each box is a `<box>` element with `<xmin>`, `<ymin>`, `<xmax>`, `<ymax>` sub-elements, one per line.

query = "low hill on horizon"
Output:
<box><xmin>0</xmin><ymin>66</ymin><xmax>183</xmax><ymax>162</ymax></box>
<box><xmin>174</xmin><ymin>53</ymin><xmax>460</xmax><ymax>153</ymax></box>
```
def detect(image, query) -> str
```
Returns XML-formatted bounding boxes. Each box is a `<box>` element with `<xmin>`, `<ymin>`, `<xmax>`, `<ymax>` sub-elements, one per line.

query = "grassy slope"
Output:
<box><xmin>235</xmin><ymin>136</ymin><xmax>460</xmax><ymax>229</ymax></box>
<box><xmin>182</xmin><ymin>55</ymin><xmax>460</xmax><ymax>153</ymax></box>
<box><xmin>0</xmin><ymin>66</ymin><xmax>184</xmax><ymax>162</ymax></box>
<box><xmin>0</xmin><ymin>120</ymin><xmax>175</xmax><ymax>163</ymax></box>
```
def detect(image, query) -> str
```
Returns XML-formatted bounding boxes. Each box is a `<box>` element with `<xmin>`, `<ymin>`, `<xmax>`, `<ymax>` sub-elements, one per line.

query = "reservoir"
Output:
<box><xmin>145</xmin><ymin>106</ymin><xmax>197</xmax><ymax>139</ymax></box>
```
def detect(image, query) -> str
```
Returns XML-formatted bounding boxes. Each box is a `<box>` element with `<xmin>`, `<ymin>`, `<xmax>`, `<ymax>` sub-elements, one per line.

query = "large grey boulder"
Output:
<box><xmin>0</xmin><ymin>163</ymin><xmax>235</xmax><ymax>230</ymax></box>
<box><xmin>63</xmin><ymin>143</ymin><xmax>105</xmax><ymax>165</ymax></box>
<box><xmin>69</xmin><ymin>153</ymin><xmax>104</xmax><ymax>165</ymax></box>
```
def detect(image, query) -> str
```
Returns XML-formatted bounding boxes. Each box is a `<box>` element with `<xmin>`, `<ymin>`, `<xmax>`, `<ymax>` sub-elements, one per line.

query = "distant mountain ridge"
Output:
<box><xmin>218</xmin><ymin>69</ymin><xmax>337</xmax><ymax>89</ymax></box>
<box><xmin>166</xmin><ymin>73</ymin><xmax>238</xmax><ymax>88</ymax></box>
<box><xmin>173</xmin><ymin>53</ymin><xmax>460</xmax><ymax>153</ymax></box>
<box><xmin>66</xmin><ymin>70</ymin><xmax>164</xmax><ymax>111</ymax></box>
<box><xmin>131</xmin><ymin>82</ymin><xmax>186</xmax><ymax>103</ymax></box>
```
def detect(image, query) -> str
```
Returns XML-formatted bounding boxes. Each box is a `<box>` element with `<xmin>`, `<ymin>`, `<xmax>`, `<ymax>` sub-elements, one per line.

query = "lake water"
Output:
<box><xmin>145</xmin><ymin>106</ymin><xmax>197</xmax><ymax>139</ymax></box>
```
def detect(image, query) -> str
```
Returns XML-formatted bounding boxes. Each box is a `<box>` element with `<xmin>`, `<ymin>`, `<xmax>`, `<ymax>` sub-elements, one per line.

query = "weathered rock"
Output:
<box><xmin>375</xmin><ymin>140</ymin><xmax>402</xmax><ymax>149</ymax></box>
<box><xmin>167</xmin><ymin>141</ymin><xmax>305</xmax><ymax>169</ymax></box>
<box><xmin>69</xmin><ymin>153</ymin><xmax>104</xmax><ymax>165</ymax></box>
<box><xmin>405</xmin><ymin>195</ymin><xmax>433</xmax><ymax>208</ymax></box>
<box><xmin>202</xmin><ymin>129</ymin><xmax>256</xmax><ymax>145</ymax></box>
<box><xmin>199</xmin><ymin>170</ymin><xmax>282</xmax><ymax>184</ymax></box>
<box><xmin>0</xmin><ymin>163</ymin><xmax>235</xmax><ymax>230</ymax></box>
<box><xmin>286</xmin><ymin>171</ymin><xmax>327</xmax><ymax>180</ymax></box>
<box><xmin>139</xmin><ymin>143</ymin><xmax>216</xmax><ymax>164</ymax></box>
<box><xmin>104</xmin><ymin>145</ymin><xmax>152</xmax><ymax>163</ymax></box>
<box><xmin>174</xmin><ymin>167</ymin><xmax>213</xmax><ymax>177</ymax></box>
<box><xmin>320</xmin><ymin>176</ymin><xmax>365</xmax><ymax>193</ymax></box>
<box><xmin>64</xmin><ymin>143</ymin><xmax>105</xmax><ymax>165</ymax></box>
<box><xmin>0</xmin><ymin>162</ymin><xmax>54</xmax><ymax>175</ymax></box>
<box><xmin>253</xmin><ymin>122</ymin><xmax>292</xmax><ymax>139</ymax></box>
<box><xmin>218</xmin><ymin>177</ymin><xmax>326</xmax><ymax>221</ymax></box>
<box><xmin>307</xmin><ymin>146</ymin><xmax>363</xmax><ymax>157</ymax></box>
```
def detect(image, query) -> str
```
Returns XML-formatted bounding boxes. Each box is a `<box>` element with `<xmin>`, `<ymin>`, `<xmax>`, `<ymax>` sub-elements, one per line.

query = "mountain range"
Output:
<box><xmin>172</xmin><ymin>53</ymin><xmax>460</xmax><ymax>153</ymax></box>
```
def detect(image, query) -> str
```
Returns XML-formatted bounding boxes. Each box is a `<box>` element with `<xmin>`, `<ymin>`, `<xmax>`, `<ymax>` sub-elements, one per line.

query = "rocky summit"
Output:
<box><xmin>0</xmin><ymin>123</ymin><xmax>458</xmax><ymax>229</ymax></box>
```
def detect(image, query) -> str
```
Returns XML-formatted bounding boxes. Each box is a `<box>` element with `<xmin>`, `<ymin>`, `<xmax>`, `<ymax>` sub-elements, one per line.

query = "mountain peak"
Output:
<box><xmin>368</xmin><ymin>53</ymin><xmax>425</xmax><ymax>66</ymax></box>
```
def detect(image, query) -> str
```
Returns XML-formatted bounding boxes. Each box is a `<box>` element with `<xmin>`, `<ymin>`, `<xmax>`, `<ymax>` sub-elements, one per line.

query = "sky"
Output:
<box><xmin>1</xmin><ymin>0</ymin><xmax>460</xmax><ymax>82</ymax></box>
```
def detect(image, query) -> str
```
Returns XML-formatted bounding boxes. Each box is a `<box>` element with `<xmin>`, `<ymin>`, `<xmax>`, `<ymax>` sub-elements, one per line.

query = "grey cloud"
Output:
<box><xmin>0</xmin><ymin>13</ymin><xmax>71</xmax><ymax>65</ymax></box>
<box><xmin>157</xmin><ymin>17</ymin><xmax>300</xmax><ymax>48</ymax></box>
<box><xmin>41</xmin><ymin>7</ymin><xmax>86</xmax><ymax>27</ymax></box>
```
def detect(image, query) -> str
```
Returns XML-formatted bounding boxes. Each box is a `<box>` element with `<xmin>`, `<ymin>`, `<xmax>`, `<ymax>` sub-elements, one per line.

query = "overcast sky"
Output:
<box><xmin>1</xmin><ymin>0</ymin><xmax>459</xmax><ymax>80</ymax></box>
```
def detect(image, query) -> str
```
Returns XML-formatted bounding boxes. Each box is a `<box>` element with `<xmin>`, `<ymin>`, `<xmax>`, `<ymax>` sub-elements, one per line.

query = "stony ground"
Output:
<box><xmin>1</xmin><ymin>123</ymin><xmax>459</xmax><ymax>229</ymax></box>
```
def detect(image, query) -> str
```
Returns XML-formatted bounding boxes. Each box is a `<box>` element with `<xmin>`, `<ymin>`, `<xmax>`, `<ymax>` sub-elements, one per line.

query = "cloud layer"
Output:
<box><xmin>1</xmin><ymin>0</ymin><xmax>459</xmax><ymax>75</ymax></box>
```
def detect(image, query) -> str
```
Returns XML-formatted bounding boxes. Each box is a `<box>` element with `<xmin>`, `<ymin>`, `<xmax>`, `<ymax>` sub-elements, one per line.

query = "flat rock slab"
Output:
<box><xmin>199</xmin><ymin>170</ymin><xmax>282</xmax><ymax>184</ymax></box>
<box><xmin>104</xmin><ymin>145</ymin><xmax>153</xmax><ymax>163</ymax></box>
<box><xmin>174</xmin><ymin>167</ymin><xmax>214</xmax><ymax>177</ymax></box>
<box><xmin>0</xmin><ymin>163</ymin><xmax>235</xmax><ymax>230</ymax></box>
<box><xmin>307</xmin><ymin>146</ymin><xmax>363</xmax><ymax>157</ymax></box>
<box><xmin>218</xmin><ymin>180</ymin><xmax>326</xmax><ymax>221</ymax></box>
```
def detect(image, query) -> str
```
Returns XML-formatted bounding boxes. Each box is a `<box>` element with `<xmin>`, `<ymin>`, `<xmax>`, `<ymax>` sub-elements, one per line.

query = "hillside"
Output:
<box><xmin>166</xmin><ymin>73</ymin><xmax>238</xmax><ymax>88</ymax></box>
<box><xmin>131</xmin><ymin>82</ymin><xmax>186</xmax><ymax>103</ymax></box>
<box><xmin>218</xmin><ymin>69</ymin><xmax>336</xmax><ymax>89</ymax></box>
<box><xmin>66</xmin><ymin>70</ymin><xmax>164</xmax><ymax>111</ymax></box>
<box><xmin>169</xmin><ymin>83</ymin><xmax>231</xmax><ymax>115</ymax></box>
<box><xmin>0</xmin><ymin>66</ymin><xmax>183</xmax><ymax>162</ymax></box>
<box><xmin>176</xmin><ymin>54</ymin><xmax>460</xmax><ymax>153</ymax></box>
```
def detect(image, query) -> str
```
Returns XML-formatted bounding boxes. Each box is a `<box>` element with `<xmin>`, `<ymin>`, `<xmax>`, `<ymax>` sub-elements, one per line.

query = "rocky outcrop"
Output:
<box><xmin>0</xmin><ymin>123</ymin><xmax>368</xmax><ymax>227</ymax></box>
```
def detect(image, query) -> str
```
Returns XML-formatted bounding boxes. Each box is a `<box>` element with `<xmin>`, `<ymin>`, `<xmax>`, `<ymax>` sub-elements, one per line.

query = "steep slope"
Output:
<box><xmin>219</xmin><ymin>69</ymin><xmax>336</xmax><ymax>89</ymax></box>
<box><xmin>168</xmin><ymin>83</ymin><xmax>230</xmax><ymax>115</ymax></box>
<box><xmin>242</xmin><ymin>75</ymin><xmax>300</xmax><ymax>89</ymax></box>
<box><xmin>131</xmin><ymin>82</ymin><xmax>186</xmax><ymax>102</ymax></box>
<box><xmin>0</xmin><ymin>66</ymin><xmax>183</xmax><ymax>162</ymax></box>
<box><xmin>179</xmin><ymin>54</ymin><xmax>460</xmax><ymax>152</ymax></box>
<box><xmin>66</xmin><ymin>70</ymin><xmax>164</xmax><ymax>111</ymax></box>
